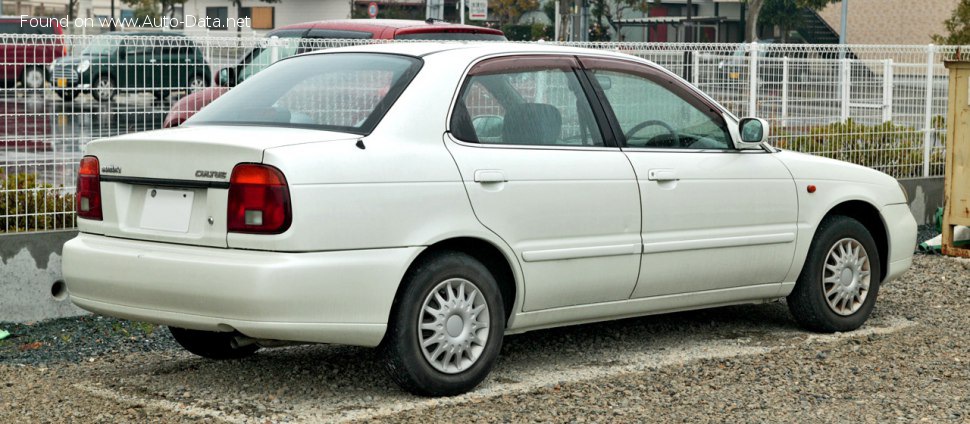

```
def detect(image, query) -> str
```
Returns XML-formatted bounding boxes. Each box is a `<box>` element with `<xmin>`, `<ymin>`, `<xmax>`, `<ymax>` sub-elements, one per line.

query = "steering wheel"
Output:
<box><xmin>625</xmin><ymin>120</ymin><xmax>680</xmax><ymax>148</ymax></box>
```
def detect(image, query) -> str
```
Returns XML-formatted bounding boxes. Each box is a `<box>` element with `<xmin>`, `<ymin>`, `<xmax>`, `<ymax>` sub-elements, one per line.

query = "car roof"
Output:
<box><xmin>277</xmin><ymin>19</ymin><xmax>503</xmax><ymax>35</ymax></box>
<box><xmin>308</xmin><ymin>42</ymin><xmax>638</xmax><ymax>63</ymax></box>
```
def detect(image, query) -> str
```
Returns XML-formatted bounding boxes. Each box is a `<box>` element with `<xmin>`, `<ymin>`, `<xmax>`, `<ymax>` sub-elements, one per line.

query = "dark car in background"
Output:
<box><xmin>162</xmin><ymin>19</ymin><xmax>505</xmax><ymax>127</ymax></box>
<box><xmin>50</xmin><ymin>31</ymin><xmax>211</xmax><ymax>101</ymax></box>
<box><xmin>0</xmin><ymin>16</ymin><xmax>67</xmax><ymax>89</ymax></box>
<box><xmin>716</xmin><ymin>37</ymin><xmax>811</xmax><ymax>83</ymax></box>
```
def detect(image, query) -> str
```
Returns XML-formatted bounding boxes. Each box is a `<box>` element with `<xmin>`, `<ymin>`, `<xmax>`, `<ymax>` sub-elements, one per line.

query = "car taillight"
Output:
<box><xmin>227</xmin><ymin>163</ymin><xmax>291</xmax><ymax>234</ymax></box>
<box><xmin>76</xmin><ymin>156</ymin><xmax>102</xmax><ymax>221</ymax></box>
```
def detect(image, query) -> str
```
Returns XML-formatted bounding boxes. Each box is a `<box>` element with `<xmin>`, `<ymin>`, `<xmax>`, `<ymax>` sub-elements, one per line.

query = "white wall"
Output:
<box><xmin>181</xmin><ymin>0</ymin><xmax>351</xmax><ymax>36</ymax></box>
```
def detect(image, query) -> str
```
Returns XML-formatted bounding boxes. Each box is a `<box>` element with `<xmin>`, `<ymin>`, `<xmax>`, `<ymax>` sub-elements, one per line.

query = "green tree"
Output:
<box><xmin>744</xmin><ymin>0</ymin><xmax>837</xmax><ymax>42</ymax></box>
<box><xmin>934</xmin><ymin>0</ymin><xmax>970</xmax><ymax>44</ymax></box>
<box><xmin>590</xmin><ymin>0</ymin><xmax>652</xmax><ymax>40</ymax></box>
<box><xmin>490</xmin><ymin>0</ymin><xmax>540</xmax><ymax>26</ymax></box>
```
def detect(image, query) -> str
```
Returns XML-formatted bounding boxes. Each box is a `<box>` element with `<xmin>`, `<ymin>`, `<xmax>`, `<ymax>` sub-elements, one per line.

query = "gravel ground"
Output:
<box><xmin>0</xmin><ymin>252</ymin><xmax>966</xmax><ymax>423</ymax></box>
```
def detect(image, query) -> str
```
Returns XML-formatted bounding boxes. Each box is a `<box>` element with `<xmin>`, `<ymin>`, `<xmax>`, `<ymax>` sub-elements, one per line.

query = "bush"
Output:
<box><xmin>773</xmin><ymin>119</ymin><xmax>945</xmax><ymax>179</ymax></box>
<box><xmin>0</xmin><ymin>170</ymin><xmax>76</xmax><ymax>233</ymax></box>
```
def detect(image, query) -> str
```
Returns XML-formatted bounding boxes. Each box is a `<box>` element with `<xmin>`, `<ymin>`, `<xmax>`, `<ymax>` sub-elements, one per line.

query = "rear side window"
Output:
<box><xmin>187</xmin><ymin>53</ymin><xmax>422</xmax><ymax>135</ymax></box>
<box><xmin>395</xmin><ymin>31</ymin><xmax>505</xmax><ymax>41</ymax></box>
<box><xmin>451</xmin><ymin>56</ymin><xmax>603</xmax><ymax>147</ymax></box>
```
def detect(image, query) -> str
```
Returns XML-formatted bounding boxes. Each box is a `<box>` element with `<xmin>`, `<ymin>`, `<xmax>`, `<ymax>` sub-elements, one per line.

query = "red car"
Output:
<box><xmin>1</xmin><ymin>17</ymin><xmax>67</xmax><ymax>89</ymax></box>
<box><xmin>162</xmin><ymin>19</ymin><xmax>504</xmax><ymax>128</ymax></box>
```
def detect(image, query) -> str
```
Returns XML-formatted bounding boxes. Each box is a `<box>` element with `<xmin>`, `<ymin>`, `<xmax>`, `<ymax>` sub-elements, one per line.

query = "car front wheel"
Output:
<box><xmin>787</xmin><ymin>215</ymin><xmax>882</xmax><ymax>332</ymax></box>
<box><xmin>382</xmin><ymin>251</ymin><xmax>505</xmax><ymax>396</ymax></box>
<box><xmin>168</xmin><ymin>327</ymin><xmax>259</xmax><ymax>360</ymax></box>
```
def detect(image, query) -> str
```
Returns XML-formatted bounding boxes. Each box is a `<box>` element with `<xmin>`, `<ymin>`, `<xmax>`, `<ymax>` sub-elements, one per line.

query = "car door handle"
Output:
<box><xmin>474</xmin><ymin>170</ymin><xmax>507</xmax><ymax>183</ymax></box>
<box><xmin>149</xmin><ymin>59</ymin><xmax>157</xmax><ymax>63</ymax></box>
<box><xmin>647</xmin><ymin>169</ymin><xmax>678</xmax><ymax>181</ymax></box>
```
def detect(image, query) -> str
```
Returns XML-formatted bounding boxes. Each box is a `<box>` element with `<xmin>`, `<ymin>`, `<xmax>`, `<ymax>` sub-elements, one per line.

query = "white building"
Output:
<box><xmin>1</xmin><ymin>0</ymin><xmax>350</xmax><ymax>35</ymax></box>
<box><xmin>179</xmin><ymin>0</ymin><xmax>351</xmax><ymax>35</ymax></box>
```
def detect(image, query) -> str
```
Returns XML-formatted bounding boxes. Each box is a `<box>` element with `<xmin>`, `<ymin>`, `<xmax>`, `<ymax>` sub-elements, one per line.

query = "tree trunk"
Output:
<box><xmin>745</xmin><ymin>0</ymin><xmax>764</xmax><ymax>42</ymax></box>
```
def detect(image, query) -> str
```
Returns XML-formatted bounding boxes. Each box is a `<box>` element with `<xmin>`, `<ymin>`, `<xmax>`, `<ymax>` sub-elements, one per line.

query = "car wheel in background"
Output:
<box><xmin>168</xmin><ymin>327</ymin><xmax>259</xmax><ymax>360</ymax></box>
<box><xmin>153</xmin><ymin>90</ymin><xmax>170</xmax><ymax>101</ymax></box>
<box><xmin>91</xmin><ymin>75</ymin><xmax>116</xmax><ymax>101</ymax></box>
<box><xmin>20</xmin><ymin>66</ymin><xmax>47</xmax><ymax>89</ymax></box>
<box><xmin>187</xmin><ymin>74</ymin><xmax>208</xmax><ymax>93</ymax></box>
<box><xmin>787</xmin><ymin>215</ymin><xmax>882</xmax><ymax>333</ymax></box>
<box><xmin>382</xmin><ymin>251</ymin><xmax>505</xmax><ymax>396</ymax></box>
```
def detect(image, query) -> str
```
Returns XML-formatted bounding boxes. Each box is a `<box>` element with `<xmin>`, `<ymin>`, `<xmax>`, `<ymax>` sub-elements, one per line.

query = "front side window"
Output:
<box><xmin>451</xmin><ymin>57</ymin><xmax>603</xmax><ymax>147</ymax></box>
<box><xmin>187</xmin><ymin>53</ymin><xmax>422</xmax><ymax>135</ymax></box>
<box><xmin>590</xmin><ymin>68</ymin><xmax>731</xmax><ymax>150</ymax></box>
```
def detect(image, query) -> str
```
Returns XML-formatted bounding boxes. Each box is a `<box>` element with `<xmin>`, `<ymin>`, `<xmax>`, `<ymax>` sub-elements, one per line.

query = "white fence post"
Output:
<box><xmin>882</xmin><ymin>59</ymin><xmax>894</xmax><ymax>123</ymax></box>
<box><xmin>748</xmin><ymin>42</ymin><xmax>758</xmax><ymax>117</ymax></box>
<box><xmin>840</xmin><ymin>58</ymin><xmax>851</xmax><ymax>122</ymax></box>
<box><xmin>269</xmin><ymin>36</ymin><xmax>281</xmax><ymax>63</ymax></box>
<box><xmin>781</xmin><ymin>56</ymin><xmax>789</xmax><ymax>127</ymax></box>
<box><xmin>692</xmin><ymin>51</ymin><xmax>700</xmax><ymax>86</ymax></box>
<box><xmin>922</xmin><ymin>44</ymin><xmax>936</xmax><ymax>177</ymax></box>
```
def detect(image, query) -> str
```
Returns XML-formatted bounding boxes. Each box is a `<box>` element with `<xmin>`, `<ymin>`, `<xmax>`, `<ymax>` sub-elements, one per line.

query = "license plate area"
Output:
<box><xmin>139</xmin><ymin>188</ymin><xmax>194</xmax><ymax>232</ymax></box>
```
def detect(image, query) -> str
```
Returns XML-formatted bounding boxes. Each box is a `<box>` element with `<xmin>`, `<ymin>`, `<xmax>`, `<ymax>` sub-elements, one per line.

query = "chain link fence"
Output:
<box><xmin>0</xmin><ymin>34</ymin><xmax>959</xmax><ymax>232</ymax></box>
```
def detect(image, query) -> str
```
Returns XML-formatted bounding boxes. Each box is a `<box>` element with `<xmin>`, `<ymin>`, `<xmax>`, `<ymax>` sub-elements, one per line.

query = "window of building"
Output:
<box><xmin>205</xmin><ymin>7</ymin><xmax>229</xmax><ymax>30</ymax></box>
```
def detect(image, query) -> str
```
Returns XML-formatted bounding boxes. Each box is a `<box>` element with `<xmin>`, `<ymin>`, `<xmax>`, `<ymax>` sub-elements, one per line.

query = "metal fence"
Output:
<box><xmin>0</xmin><ymin>34</ymin><xmax>959</xmax><ymax>232</ymax></box>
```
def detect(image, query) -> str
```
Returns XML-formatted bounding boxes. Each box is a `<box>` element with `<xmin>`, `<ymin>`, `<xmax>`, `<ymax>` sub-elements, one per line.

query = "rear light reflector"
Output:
<box><xmin>76</xmin><ymin>156</ymin><xmax>102</xmax><ymax>221</ymax></box>
<box><xmin>227</xmin><ymin>163</ymin><xmax>291</xmax><ymax>234</ymax></box>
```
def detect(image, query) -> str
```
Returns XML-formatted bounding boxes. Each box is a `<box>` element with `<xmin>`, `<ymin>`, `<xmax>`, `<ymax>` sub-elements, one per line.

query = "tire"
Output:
<box><xmin>187</xmin><ymin>74</ymin><xmax>208</xmax><ymax>93</ymax></box>
<box><xmin>168</xmin><ymin>327</ymin><xmax>259</xmax><ymax>360</ymax></box>
<box><xmin>381</xmin><ymin>251</ymin><xmax>505</xmax><ymax>396</ymax></box>
<box><xmin>787</xmin><ymin>215</ymin><xmax>882</xmax><ymax>333</ymax></box>
<box><xmin>153</xmin><ymin>90</ymin><xmax>170</xmax><ymax>101</ymax></box>
<box><xmin>91</xmin><ymin>75</ymin><xmax>116</xmax><ymax>101</ymax></box>
<box><xmin>20</xmin><ymin>66</ymin><xmax>46</xmax><ymax>89</ymax></box>
<box><xmin>54</xmin><ymin>89</ymin><xmax>78</xmax><ymax>101</ymax></box>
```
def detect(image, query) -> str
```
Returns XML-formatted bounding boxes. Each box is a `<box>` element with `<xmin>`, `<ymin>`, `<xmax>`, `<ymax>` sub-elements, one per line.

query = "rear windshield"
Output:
<box><xmin>187</xmin><ymin>53</ymin><xmax>423</xmax><ymax>135</ymax></box>
<box><xmin>395</xmin><ymin>32</ymin><xmax>505</xmax><ymax>41</ymax></box>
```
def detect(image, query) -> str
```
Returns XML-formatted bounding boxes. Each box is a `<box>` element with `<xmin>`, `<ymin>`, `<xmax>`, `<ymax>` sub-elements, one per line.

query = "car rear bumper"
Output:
<box><xmin>63</xmin><ymin>233</ymin><xmax>420</xmax><ymax>347</ymax></box>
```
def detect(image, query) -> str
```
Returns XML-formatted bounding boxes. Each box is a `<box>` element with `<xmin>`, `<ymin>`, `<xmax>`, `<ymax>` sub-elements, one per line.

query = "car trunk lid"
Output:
<box><xmin>83</xmin><ymin>125</ymin><xmax>356</xmax><ymax>247</ymax></box>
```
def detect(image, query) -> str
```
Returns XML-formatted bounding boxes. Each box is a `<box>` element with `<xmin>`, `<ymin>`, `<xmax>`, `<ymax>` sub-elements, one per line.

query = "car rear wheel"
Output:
<box><xmin>787</xmin><ymin>215</ymin><xmax>882</xmax><ymax>332</ymax></box>
<box><xmin>91</xmin><ymin>75</ymin><xmax>116</xmax><ymax>101</ymax></box>
<box><xmin>153</xmin><ymin>90</ymin><xmax>170</xmax><ymax>101</ymax></box>
<box><xmin>20</xmin><ymin>66</ymin><xmax>46</xmax><ymax>89</ymax></box>
<box><xmin>381</xmin><ymin>251</ymin><xmax>505</xmax><ymax>396</ymax></box>
<box><xmin>168</xmin><ymin>327</ymin><xmax>259</xmax><ymax>360</ymax></box>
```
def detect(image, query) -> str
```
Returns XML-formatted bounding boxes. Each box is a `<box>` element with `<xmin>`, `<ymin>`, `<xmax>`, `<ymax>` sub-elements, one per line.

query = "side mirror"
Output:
<box><xmin>738</xmin><ymin>117</ymin><xmax>769</xmax><ymax>149</ymax></box>
<box><xmin>217</xmin><ymin>67</ymin><xmax>237</xmax><ymax>87</ymax></box>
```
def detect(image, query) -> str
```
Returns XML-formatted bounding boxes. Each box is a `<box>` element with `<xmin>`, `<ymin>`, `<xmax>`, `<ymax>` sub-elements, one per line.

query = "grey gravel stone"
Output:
<box><xmin>0</xmin><ymin>253</ymin><xmax>966</xmax><ymax>423</ymax></box>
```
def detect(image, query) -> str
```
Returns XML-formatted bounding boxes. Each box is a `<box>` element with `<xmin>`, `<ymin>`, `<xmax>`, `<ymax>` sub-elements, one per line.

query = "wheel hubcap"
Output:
<box><xmin>418</xmin><ymin>278</ymin><xmax>490</xmax><ymax>374</ymax></box>
<box><xmin>24</xmin><ymin>70</ymin><xmax>44</xmax><ymax>88</ymax></box>
<box><xmin>822</xmin><ymin>238</ymin><xmax>871</xmax><ymax>316</ymax></box>
<box><xmin>97</xmin><ymin>80</ymin><xmax>113</xmax><ymax>98</ymax></box>
<box><xmin>189</xmin><ymin>78</ymin><xmax>205</xmax><ymax>92</ymax></box>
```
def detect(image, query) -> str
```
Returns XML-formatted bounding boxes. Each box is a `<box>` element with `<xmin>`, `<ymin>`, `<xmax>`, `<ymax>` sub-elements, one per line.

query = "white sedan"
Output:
<box><xmin>63</xmin><ymin>42</ymin><xmax>917</xmax><ymax>396</ymax></box>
